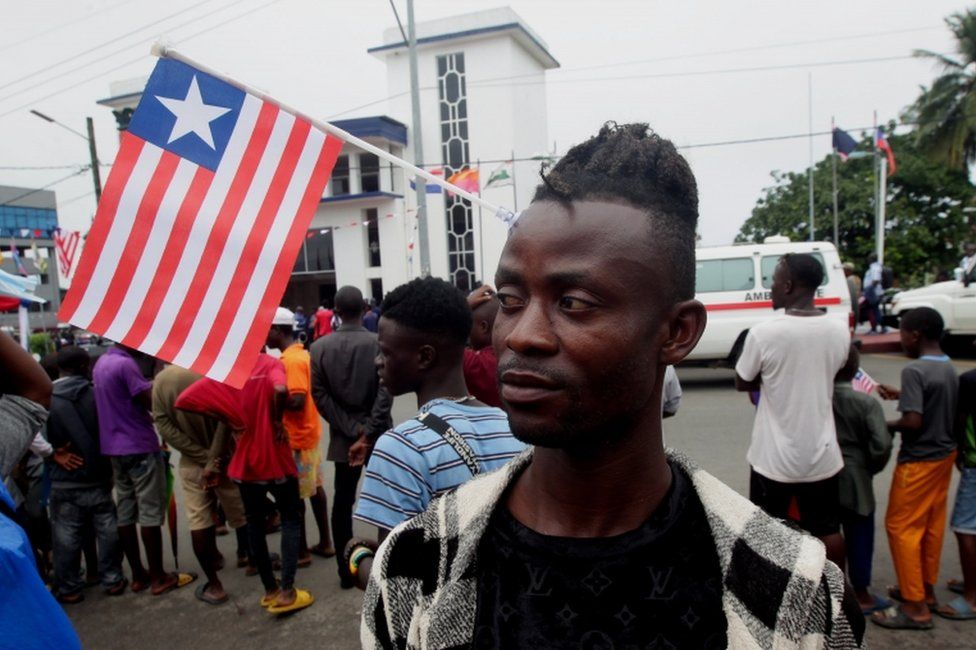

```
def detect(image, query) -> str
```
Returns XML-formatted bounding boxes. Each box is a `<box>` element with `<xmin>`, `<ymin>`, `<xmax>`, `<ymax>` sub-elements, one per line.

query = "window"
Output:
<box><xmin>761</xmin><ymin>254</ymin><xmax>828</xmax><ymax>288</ymax></box>
<box><xmin>360</xmin><ymin>153</ymin><xmax>380</xmax><ymax>193</ymax></box>
<box><xmin>365</xmin><ymin>208</ymin><xmax>381</xmax><ymax>267</ymax></box>
<box><xmin>695</xmin><ymin>258</ymin><xmax>755</xmax><ymax>293</ymax></box>
<box><xmin>370</xmin><ymin>278</ymin><xmax>383</xmax><ymax>302</ymax></box>
<box><xmin>304</xmin><ymin>229</ymin><xmax>335</xmax><ymax>272</ymax></box>
<box><xmin>331</xmin><ymin>156</ymin><xmax>350</xmax><ymax>196</ymax></box>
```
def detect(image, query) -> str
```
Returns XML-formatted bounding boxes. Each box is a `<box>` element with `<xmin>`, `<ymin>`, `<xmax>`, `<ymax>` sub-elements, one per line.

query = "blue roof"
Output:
<box><xmin>320</xmin><ymin>191</ymin><xmax>403</xmax><ymax>204</ymax></box>
<box><xmin>330</xmin><ymin>116</ymin><xmax>408</xmax><ymax>146</ymax></box>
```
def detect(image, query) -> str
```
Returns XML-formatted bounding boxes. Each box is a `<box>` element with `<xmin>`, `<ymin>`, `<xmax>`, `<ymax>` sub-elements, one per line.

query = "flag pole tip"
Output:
<box><xmin>151</xmin><ymin>40</ymin><xmax>172</xmax><ymax>58</ymax></box>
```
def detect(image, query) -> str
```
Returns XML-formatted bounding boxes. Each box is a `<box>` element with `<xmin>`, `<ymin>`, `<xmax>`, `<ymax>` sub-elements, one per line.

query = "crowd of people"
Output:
<box><xmin>3</xmin><ymin>121</ymin><xmax>976</xmax><ymax>648</ymax></box>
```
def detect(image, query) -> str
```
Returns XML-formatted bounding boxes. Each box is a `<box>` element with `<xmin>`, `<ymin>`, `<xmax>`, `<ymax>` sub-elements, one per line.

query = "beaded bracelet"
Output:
<box><xmin>348</xmin><ymin>545</ymin><xmax>375</xmax><ymax>578</ymax></box>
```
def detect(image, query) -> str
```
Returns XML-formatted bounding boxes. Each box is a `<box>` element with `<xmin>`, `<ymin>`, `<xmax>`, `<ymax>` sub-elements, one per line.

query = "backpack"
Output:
<box><xmin>881</xmin><ymin>266</ymin><xmax>894</xmax><ymax>290</ymax></box>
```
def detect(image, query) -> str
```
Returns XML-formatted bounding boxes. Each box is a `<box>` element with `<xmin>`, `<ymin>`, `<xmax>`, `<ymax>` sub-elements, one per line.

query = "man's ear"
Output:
<box><xmin>659</xmin><ymin>300</ymin><xmax>707</xmax><ymax>365</ymax></box>
<box><xmin>417</xmin><ymin>344</ymin><xmax>437</xmax><ymax>371</ymax></box>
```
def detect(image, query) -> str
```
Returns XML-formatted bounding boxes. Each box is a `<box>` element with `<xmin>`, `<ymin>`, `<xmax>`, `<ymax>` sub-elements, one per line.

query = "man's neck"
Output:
<box><xmin>506</xmin><ymin>419</ymin><xmax>672</xmax><ymax>538</ymax></box>
<box><xmin>781</xmin><ymin>293</ymin><xmax>818</xmax><ymax>314</ymax></box>
<box><xmin>415</xmin><ymin>366</ymin><xmax>472</xmax><ymax>406</ymax></box>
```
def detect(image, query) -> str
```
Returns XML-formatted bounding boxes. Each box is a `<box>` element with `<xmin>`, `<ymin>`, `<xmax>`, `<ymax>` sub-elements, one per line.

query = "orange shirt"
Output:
<box><xmin>280</xmin><ymin>343</ymin><xmax>322</xmax><ymax>450</ymax></box>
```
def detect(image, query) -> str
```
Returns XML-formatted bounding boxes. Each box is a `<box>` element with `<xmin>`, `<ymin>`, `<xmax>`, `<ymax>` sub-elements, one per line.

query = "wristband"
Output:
<box><xmin>348</xmin><ymin>546</ymin><xmax>374</xmax><ymax>577</ymax></box>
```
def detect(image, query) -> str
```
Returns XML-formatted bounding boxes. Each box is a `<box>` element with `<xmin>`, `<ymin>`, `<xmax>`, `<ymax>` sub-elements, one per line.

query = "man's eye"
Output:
<box><xmin>496</xmin><ymin>293</ymin><xmax>524</xmax><ymax>308</ymax></box>
<box><xmin>558</xmin><ymin>296</ymin><xmax>592</xmax><ymax>310</ymax></box>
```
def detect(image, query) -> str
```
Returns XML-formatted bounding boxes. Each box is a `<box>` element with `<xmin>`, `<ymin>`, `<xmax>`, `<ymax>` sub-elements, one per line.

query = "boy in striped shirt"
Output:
<box><xmin>353</xmin><ymin>277</ymin><xmax>524</xmax><ymax>542</ymax></box>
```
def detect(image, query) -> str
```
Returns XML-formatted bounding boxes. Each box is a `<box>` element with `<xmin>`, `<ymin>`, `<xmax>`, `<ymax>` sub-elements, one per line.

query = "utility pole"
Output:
<box><xmin>831</xmin><ymin>116</ymin><xmax>839</xmax><ymax>247</ymax></box>
<box><xmin>86</xmin><ymin>117</ymin><xmax>102</xmax><ymax>203</ymax></box>
<box><xmin>406</xmin><ymin>0</ymin><xmax>430</xmax><ymax>277</ymax></box>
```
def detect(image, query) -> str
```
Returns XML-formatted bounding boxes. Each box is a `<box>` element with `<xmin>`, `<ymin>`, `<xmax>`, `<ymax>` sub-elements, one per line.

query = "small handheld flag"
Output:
<box><xmin>852</xmin><ymin>368</ymin><xmax>878</xmax><ymax>394</ymax></box>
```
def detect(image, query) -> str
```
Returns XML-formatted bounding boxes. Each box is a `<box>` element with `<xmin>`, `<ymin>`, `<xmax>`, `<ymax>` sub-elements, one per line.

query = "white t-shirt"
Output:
<box><xmin>735</xmin><ymin>313</ymin><xmax>849</xmax><ymax>483</ymax></box>
<box><xmin>662</xmin><ymin>365</ymin><xmax>682</xmax><ymax>415</ymax></box>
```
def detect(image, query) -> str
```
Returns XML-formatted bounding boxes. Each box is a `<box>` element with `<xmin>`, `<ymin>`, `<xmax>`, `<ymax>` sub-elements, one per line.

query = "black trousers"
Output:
<box><xmin>331</xmin><ymin>462</ymin><xmax>362</xmax><ymax>580</ymax></box>
<box><xmin>238</xmin><ymin>478</ymin><xmax>301</xmax><ymax>592</ymax></box>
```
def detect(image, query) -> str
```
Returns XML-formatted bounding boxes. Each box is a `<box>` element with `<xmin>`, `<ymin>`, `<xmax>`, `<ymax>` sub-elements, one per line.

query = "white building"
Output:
<box><xmin>97</xmin><ymin>7</ymin><xmax>558</xmax><ymax>310</ymax></box>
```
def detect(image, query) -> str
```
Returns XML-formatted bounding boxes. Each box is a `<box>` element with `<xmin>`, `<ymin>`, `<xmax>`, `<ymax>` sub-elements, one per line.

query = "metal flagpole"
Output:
<box><xmin>878</xmin><ymin>156</ymin><xmax>887</xmax><ymax>266</ymax></box>
<box><xmin>872</xmin><ymin>110</ymin><xmax>881</xmax><ymax>264</ymax></box>
<box><xmin>808</xmin><ymin>72</ymin><xmax>815</xmax><ymax>241</ymax></box>
<box><xmin>405</xmin><ymin>0</ymin><xmax>431</xmax><ymax>277</ymax></box>
<box><xmin>510</xmin><ymin>149</ymin><xmax>518</xmax><ymax>211</ymax></box>
<box><xmin>477</xmin><ymin>158</ymin><xmax>485</xmax><ymax>284</ymax></box>
<box><xmin>831</xmin><ymin>116</ymin><xmax>839</xmax><ymax>246</ymax></box>
<box><xmin>150</xmin><ymin>44</ymin><xmax>509</xmax><ymax>221</ymax></box>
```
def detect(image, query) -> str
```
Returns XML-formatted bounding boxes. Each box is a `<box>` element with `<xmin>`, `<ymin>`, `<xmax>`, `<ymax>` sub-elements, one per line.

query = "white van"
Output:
<box><xmin>686</xmin><ymin>237</ymin><xmax>852</xmax><ymax>365</ymax></box>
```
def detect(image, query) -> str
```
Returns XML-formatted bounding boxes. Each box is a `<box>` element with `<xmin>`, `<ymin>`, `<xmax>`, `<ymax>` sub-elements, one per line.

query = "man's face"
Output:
<box><xmin>376</xmin><ymin>317</ymin><xmax>421</xmax><ymax>397</ymax></box>
<box><xmin>493</xmin><ymin>200</ymin><xmax>675</xmax><ymax>449</ymax></box>
<box><xmin>770</xmin><ymin>261</ymin><xmax>791</xmax><ymax>310</ymax></box>
<box><xmin>966</xmin><ymin>244</ymin><xmax>976</xmax><ymax>257</ymax></box>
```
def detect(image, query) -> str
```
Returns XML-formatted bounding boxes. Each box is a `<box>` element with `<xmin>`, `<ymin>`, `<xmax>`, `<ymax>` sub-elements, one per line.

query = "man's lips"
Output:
<box><xmin>499</xmin><ymin>370</ymin><xmax>561</xmax><ymax>403</ymax></box>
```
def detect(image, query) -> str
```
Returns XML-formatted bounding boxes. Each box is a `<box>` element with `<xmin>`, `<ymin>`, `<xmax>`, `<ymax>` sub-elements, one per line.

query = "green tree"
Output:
<box><xmin>905</xmin><ymin>9</ymin><xmax>976</xmax><ymax>170</ymax></box>
<box><xmin>736</xmin><ymin>131</ymin><xmax>976</xmax><ymax>286</ymax></box>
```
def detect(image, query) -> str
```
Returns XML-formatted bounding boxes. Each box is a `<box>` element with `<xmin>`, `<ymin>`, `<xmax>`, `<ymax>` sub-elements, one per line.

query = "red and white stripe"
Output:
<box><xmin>53</xmin><ymin>229</ymin><xmax>81</xmax><ymax>278</ymax></box>
<box><xmin>59</xmin><ymin>94</ymin><xmax>342</xmax><ymax>387</ymax></box>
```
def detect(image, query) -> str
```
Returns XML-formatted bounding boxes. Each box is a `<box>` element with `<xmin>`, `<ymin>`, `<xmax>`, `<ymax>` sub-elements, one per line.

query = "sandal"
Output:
<box><xmin>948</xmin><ymin>579</ymin><xmax>966</xmax><ymax>596</ymax></box>
<box><xmin>297</xmin><ymin>555</ymin><xmax>312</xmax><ymax>568</ymax></box>
<box><xmin>309</xmin><ymin>544</ymin><xmax>336</xmax><ymax>559</ymax></box>
<box><xmin>151</xmin><ymin>572</ymin><xmax>197</xmax><ymax>596</ymax></box>
<box><xmin>194</xmin><ymin>582</ymin><xmax>228</xmax><ymax>606</ymax></box>
<box><xmin>56</xmin><ymin>591</ymin><xmax>84</xmax><ymax>605</ymax></box>
<box><xmin>260</xmin><ymin>585</ymin><xmax>281</xmax><ymax>608</ymax></box>
<box><xmin>888</xmin><ymin>586</ymin><xmax>937</xmax><ymax>612</ymax></box>
<box><xmin>936</xmin><ymin>596</ymin><xmax>976</xmax><ymax>620</ymax></box>
<box><xmin>860</xmin><ymin>594</ymin><xmax>894</xmax><ymax>615</ymax></box>
<box><xmin>871</xmin><ymin>608</ymin><xmax>934</xmax><ymax>630</ymax></box>
<box><xmin>267</xmin><ymin>588</ymin><xmax>314</xmax><ymax>615</ymax></box>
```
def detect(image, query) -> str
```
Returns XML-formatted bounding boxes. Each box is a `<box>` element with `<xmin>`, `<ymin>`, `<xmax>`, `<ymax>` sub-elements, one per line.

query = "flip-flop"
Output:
<box><xmin>936</xmin><ymin>596</ymin><xmax>976</xmax><ymax>620</ymax></box>
<box><xmin>152</xmin><ymin>572</ymin><xmax>198</xmax><ymax>596</ymax></box>
<box><xmin>309</xmin><ymin>545</ymin><xmax>336</xmax><ymax>559</ymax></box>
<box><xmin>888</xmin><ymin>586</ymin><xmax>938</xmax><ymax>612</ymax></box>
<box><xmin>861</xmin><ymin>594</ymin><xmax>894</xmax><ymax>615</ymax></box>
<box><xmin>871</xmin><ymin>608</ymin><xmax>934</xmax><ymax>630</ymax></box>
<box><xmin>297</xmin><ymin>555</ymin><xmax>312</xmax><ymax>568</ymax></box>
<box><xmin>130</xmin><ymin>578</ymin><xmax>150</xmax><ymax>593</ymax></box>
<box><xmin>948</xmin><ymin>579</ymin><xmax>966</xmax><ymax>595</ymax></box>
<box><xmin>267</xmin><ymin>588</ymin><xmax>314</xmax><ymax>615</ymax></box>
<box><xmin>260</xmin><ymin>590</ymin><xmax>281</xmax><ymax>608</ymax></box>
<box><xmin>194</xmin><ymin>582</ymin><xmax>228</xmax><ymax>606</ymax></box>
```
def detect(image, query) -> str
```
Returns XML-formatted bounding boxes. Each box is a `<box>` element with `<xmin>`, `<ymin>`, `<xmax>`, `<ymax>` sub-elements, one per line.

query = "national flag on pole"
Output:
<box><xmin>409</xmin><ymin>168</ymin><xmax>443</xmax><ymax>193</ymax></box>
<box><xmin>8</xmin><ymin>241</ymin><xmax>28</xmax><ymax>276</ymax></box>
<box><xmin>58</xmin><ymin>56</ymin><xmax>343</xmax><ymax>387</ymax></box>
<box><xmin>446</xmin><ymin>168</ymin><xmax>480</xmax><ymax>195</ymax></box>
<box><xmin>30</xmin><ymin>237</ymin><xmax>47</xmax><ymax>274</ymax></box>
<box><xmin>832</xmin><ymin>127</ymin><xmax>858</xmax><ymax>160</ymax></box>
<box><xmin>875</xmin><ymin>128</ymin><xmax>897</xmax><ymax>175</ymax></box>
<box><xmin>852</xmin><ymin>367</ymin><xmax>878</xmax><ymax>394</ymax></box>
<box><xmin>485</xmin><ymin>161</ymin><xmax>513</xmax><ymax>189</ymax></box>
<box><xmin>53</xmin><ymin>228</ymin><xmax>81</xmax><ymax>278</ymax></box>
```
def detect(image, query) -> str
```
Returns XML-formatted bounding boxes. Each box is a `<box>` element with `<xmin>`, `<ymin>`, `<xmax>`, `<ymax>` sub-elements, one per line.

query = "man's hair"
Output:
<box><xmin>901</xmin><ymin>307</ymin><xmax>944</xmax><ymax>341</ymax></box>
<box><xmin>381</xmin><ymin>277</ymin><xmax>472</xmax><ymax>346</ymax></box>
<box><xmin>836</xmin><ymin>344</ymin><xmax>860</xmax><ymax>382</ymax></box>
<box><xmin>334</xmin><ymin>285</ymin><xmax>364</xmax><ymax>319</ymax></box>
<box><xmin>781</xmin><ymin>253</ymin><xmax>824</xmax><ymax>290</ymax></box>
<box><xmin>57</xmin><ymin>345</ymin><xmax>91</xmax><ymax>375</ymax></box>
<box><xmin>532</xmin><ymin>122</ymin><xmax>699</xmax><ymax>301</ymax></box>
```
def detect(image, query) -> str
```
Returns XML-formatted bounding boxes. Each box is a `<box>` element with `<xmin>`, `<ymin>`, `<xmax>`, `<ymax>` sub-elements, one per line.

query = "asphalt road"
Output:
<box><xmin>64</xmin><ymin>353</ymin><xmax>976</xmax><ymax>649</ymax></box>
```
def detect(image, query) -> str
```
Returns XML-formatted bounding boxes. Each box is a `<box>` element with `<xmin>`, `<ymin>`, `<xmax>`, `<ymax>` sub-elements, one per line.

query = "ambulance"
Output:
<box><xmin>686</xmin><ymin>237</ymin><xmax>852</xmax><ymax>365</ymax></box>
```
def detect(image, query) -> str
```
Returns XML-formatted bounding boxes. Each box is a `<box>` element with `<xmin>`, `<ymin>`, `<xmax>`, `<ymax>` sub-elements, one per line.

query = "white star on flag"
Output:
<box><xmin>156</xmin><ymin>76</ymin><xmax>231</xmax><ymax>149</ymax></box>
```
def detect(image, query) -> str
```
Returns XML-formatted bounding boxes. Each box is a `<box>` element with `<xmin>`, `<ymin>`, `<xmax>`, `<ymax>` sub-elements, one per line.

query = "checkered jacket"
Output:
<box><xmin>362</xmin><ymin>450</ymin><xmax>865</xmax><ymax>649</ymax></box>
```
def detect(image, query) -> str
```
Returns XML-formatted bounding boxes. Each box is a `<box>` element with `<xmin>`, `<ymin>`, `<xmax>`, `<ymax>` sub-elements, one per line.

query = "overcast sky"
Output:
<box><xmin>1</xmin><ymin>0</ymin><xmax>970</xmax><ymax>246</ymax></box>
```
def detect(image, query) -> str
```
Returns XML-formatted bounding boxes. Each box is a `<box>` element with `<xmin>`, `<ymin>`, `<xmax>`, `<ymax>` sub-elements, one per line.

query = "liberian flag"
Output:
<box><xmin>852</xmin><ymin>368</ymin><xmax>878</xmax><ymax>394</ymax></box>
<box><xmin>53</xmin><ymin>227</ymin><xmax>81</xmax><ymax>279</ymax></box>
<box><xmin>875</xmin><ymin>128</ymin><xmax>897</xmax><ymax>175</ymax></box>
<box><xmin>59</xmin><ymin>57</ymin><xmax>342</xmax><ymax>387</ymax></box>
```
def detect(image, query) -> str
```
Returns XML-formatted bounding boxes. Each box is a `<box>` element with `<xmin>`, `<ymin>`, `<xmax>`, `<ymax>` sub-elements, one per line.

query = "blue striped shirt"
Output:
<box><xmin>354</xmin><ymin>398</ymin><xmax>525</xmax><ymax>531</ymax></box>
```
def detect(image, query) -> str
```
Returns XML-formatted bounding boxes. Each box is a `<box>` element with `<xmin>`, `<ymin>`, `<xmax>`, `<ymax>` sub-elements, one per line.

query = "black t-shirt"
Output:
<box><xmin>473</xmin><ymin>463</ymin><xmax>727</xmax><ymax>649</ymax></box>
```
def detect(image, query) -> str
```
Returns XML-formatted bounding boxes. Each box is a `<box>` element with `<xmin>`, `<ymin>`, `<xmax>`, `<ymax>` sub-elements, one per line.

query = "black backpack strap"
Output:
<box><xmin>417</xmin><ymin>411</ymin><xmax>480</xmax><ymax>476</ymax></box>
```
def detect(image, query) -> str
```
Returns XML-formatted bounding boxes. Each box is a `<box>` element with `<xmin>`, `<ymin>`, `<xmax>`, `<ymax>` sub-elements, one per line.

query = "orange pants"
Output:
<box><xmin>885</xmin><ymin>452</ymin><xmax>957</xmax><ymax>602</ymax></box>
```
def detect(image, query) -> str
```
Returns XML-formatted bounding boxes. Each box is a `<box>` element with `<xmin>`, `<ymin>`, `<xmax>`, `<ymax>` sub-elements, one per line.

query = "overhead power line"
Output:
<box><xmin>0</xmin><ymin>0</ymin><xmax>284</xmax><ymax>120</ymax></box>
<box><xmin>0</xmin><ymin>0</ymin><xmax>140</xmax><ymax>54</ymax></box>
<box><xmin>0</xmin><ymin>168</ymin><xmax>88</xmax><ymax>207</ymax></box>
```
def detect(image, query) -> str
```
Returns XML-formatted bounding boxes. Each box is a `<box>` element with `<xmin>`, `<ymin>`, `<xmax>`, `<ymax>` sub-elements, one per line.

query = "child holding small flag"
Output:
<box><xmin>833</xmin><ymin>344</ymin><xmax>892</xmax><ymax>614</ymax></box>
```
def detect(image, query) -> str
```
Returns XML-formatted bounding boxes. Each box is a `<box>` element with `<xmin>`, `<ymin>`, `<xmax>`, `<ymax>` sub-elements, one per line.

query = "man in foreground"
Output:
<box><xmin>310</xmin><ymin>285</ymin><xmax>392</xmax><ymax>588</ymax></box>
<box><xmin>735</xmin><ymin>253</ymin><xmax>850</xmax><ymax>567</ymax></box>
<box><xmin>362</xmin><ymin>123</ymin><xmax>863</xmax><ymax>648</ymax></box>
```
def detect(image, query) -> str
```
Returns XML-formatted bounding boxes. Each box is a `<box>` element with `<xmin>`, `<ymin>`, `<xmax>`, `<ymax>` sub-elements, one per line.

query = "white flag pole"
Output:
<box><xmin>152</xmin><ymin>44</ymin><xmax>514</xmax><ymax>223</ymax></box>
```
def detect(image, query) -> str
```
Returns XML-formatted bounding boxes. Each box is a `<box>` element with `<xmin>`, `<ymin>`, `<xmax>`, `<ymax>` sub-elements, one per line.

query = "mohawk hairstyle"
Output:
<box><xmin>533</xmin><ymin>122</ymin><xmax>699</xmax><ymax>301</ymax></box>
